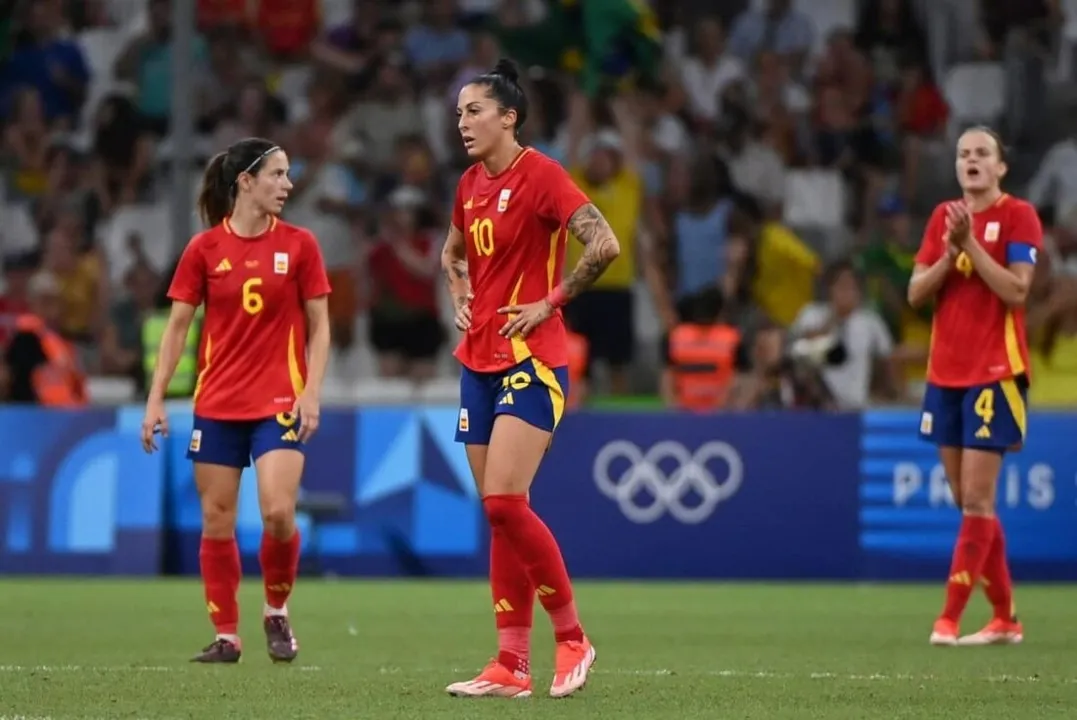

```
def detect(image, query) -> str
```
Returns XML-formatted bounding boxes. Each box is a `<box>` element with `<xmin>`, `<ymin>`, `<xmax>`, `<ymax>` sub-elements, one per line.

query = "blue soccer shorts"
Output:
<box><xmin>187</xmin><ymin>412</ymin><xmax>306</xmax><ymax>468</ymax></box>
<box><xmin>919</xmin><ymin>375</ymin><xmax>1028</xmax><ymax>453</ymax></box>
<box><xmin>455</xmin><ymin>356</ymin><xmax>570</xmax><ymax>445</ymax></box>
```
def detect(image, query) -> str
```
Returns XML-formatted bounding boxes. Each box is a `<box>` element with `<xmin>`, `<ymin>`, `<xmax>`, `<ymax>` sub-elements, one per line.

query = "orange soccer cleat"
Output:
<box><xmin>958</xmin><ymin>617</ymin><xmax>1024</xmax><ymax>646</ymax></box>
<box><xmin>549</xmin><ymin>636</ymin><xmax>596</xmax><ymax>698</ymax></box>
<box><xmin>929</xmin><ymin>618</ymin><xmax>959</xmax><ymax>646</ymax></box>
<box><xmin>445</xmin><ymin>660</ymin><xmax>533</xmax><ymax>698</ymax></box>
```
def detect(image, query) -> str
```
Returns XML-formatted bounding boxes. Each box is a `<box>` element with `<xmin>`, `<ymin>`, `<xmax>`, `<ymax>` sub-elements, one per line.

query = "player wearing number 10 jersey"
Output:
<box><xmin>141</xmin><ymin>137</ymin><xmax>332</xmax><ymax>664</ymax></box>
<box><xmin>442</xmin><ymin>59</ymin><xmax>621</xmax><ymax>699</ymax></box>
<box><xmin>909</xmin><ymin>127</ymin><xmax>1041</xmax><ymax>648</ymax></box>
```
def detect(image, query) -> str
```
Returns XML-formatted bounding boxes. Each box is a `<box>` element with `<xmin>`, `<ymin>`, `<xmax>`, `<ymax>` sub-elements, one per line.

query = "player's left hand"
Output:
<box><xmin>291</xmin><ymin>392</ymin><xmax>320</xmax><ymax>443</ymax></box>
<box><xmin>497</xmin><ymin>299</ymin><xmax>555</xmax><ymax>339</ymax></box>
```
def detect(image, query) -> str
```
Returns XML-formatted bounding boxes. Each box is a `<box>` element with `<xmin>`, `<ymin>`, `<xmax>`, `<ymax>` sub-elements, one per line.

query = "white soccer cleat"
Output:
<box><xmin>445</xmin><ymin>660</ymin><xmax>532</xmax><ymax>698</ymax></box>
<box><xmin>958</xmin><ymin>618</ymin><xmax>1023</xmax><ymax>646</ymax></box>
<box><xmin>929</xmin><ymin>619</ymin><xmax>959</xmax><ymax>646</ymax></box>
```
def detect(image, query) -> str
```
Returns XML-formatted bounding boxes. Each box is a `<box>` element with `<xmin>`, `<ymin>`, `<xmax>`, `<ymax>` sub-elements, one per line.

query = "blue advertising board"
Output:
<box><xmin>3</xmin><ymin>405</ymin><xmax>1076</xmax><ymax>580</ymax></box>
<box><xmin>860</xmin><ymin>410</ymin><xmax>1077</xmax><ymax>581</ymax></box>
<box><xmin>0</xmin><ymin>407</ymin><xmax>164</xmax><ymax>574</ymax></box>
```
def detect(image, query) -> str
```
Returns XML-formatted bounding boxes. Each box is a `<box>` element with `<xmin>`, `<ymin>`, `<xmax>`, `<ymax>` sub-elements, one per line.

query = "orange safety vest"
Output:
<box><xmin>669</xmin><ymin>323</ymin><xmax>739</xmax><ymax>412</ymax></box>
<box><xmin>15</xmin><ymin>314</ymin><xmax>87</xmax><ymax>407</ymax></box>
<box><xmin>566</xmin><ymin>331</ymin><xmax>589</xmax><ymax>410</ymax></box>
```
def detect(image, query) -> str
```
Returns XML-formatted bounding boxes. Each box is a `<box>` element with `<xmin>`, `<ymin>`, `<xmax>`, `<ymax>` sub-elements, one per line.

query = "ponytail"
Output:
<box><xmin>198</xmin><ymin>151</ymin><xmax>232</xmax><ymax>227</ymax></box>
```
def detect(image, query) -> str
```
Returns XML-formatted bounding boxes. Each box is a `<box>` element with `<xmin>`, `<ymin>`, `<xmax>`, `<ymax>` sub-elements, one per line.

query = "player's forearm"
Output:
<box><xmin>560</xmin><ymin>203</ymin><xmax>621</xmax><ymax>301</ymax></box>
<box><xmin>966</xmin><ymin>242</ymin><xmax>1031</xmax><ymax>307</ymax></box>
<box><xmin>441</xmin><ymin>227</ymin><xmax>470</xmax><ymax>304</ymax></box>
<box><xmin>304</xmin><ymin>314</ymin><xmax>330</xmax><ymax>400</ymax></box>
<box><xmin>907</xmin><ymin>258</ymin><xmax>951</xmax><ymax>308</ymax></box>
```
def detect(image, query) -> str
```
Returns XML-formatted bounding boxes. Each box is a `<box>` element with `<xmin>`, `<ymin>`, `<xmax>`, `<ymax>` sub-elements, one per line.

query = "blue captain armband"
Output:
<box><xmin>1006</xmin><ymin>242</ymin><xmax>1037</xmax><ymax>264</ymax></box>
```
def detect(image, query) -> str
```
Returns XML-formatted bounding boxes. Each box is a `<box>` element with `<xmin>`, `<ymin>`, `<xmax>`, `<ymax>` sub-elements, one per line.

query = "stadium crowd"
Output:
<box><xmin>2</xmin><ymin>0</ymin><xmax>1076</xmax><ymax>411</ymax></box>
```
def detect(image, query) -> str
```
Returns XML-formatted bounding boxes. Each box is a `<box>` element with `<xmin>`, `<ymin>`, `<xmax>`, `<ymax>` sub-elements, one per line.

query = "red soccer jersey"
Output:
<box><xmin>915</xmin><ymin>194</ymin><xmax>1042</xmax><ymax>387</ymax></box>
<box><xmin>168</xmin><ymin>216</ymin><xmax>332</xmax><ymax>419</ymax></box>
<box><xmin>452</xmin><ymin>148</ymin><xmax>590</xmax><ymax>373</ymax></box>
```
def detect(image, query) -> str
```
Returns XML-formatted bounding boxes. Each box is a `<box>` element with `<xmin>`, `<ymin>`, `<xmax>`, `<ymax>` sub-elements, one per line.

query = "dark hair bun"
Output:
<box><xmin>492</xmin><ymin>58</ymin><xmax>520</xmax><ymax>84</ymax></box>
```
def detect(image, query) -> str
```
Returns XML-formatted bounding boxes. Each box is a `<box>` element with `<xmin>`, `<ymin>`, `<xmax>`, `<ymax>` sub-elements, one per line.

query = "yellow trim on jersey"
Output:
<box><xmin>509</xmin><ymin>148</ymin><xmax>533</xmax><ymax>171</ymax></box>
<box><xmin>193</xmin><ymin>334</ymin><xmax>212</xmax><ymax>402</ymax></box>
<box><xmin>546</xmin><ymin>230</ymin><xmax>558</xmax><ymax>290</ymax></box>
<box><xmin>531</xmin><ymin>356</ymin><xmax>566</xmax><ymax>429</ymax></box>
<box><xmin>1004</xmin><ymin>311</ymin><xmax>1025</xmax><ymax>375</ymax></box>
<box><xmin>999</xmin><ymin>377</ymin><xmax>1027</xmax><ymax>439</ymax></box>
<box><xmin>507</xmin><ymin>274</ymin><xmax>530</xmax><ymax>363</ymax></box>
<box><xmin>287</xmin><ymin>325</ymin><xmax>306</xmax><ymax>396</ymax></box>
<box><xmin>223</xmin><ymin>216</ymin><xmax>278</xmax><ymax>235</ymax></box>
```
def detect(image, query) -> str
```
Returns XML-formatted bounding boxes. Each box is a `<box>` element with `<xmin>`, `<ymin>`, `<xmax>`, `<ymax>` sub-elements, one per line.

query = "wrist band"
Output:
<box><xmin>546</xmin><ymin>285</ymin><xmax>569</xmax><ymax>309</ymax></box>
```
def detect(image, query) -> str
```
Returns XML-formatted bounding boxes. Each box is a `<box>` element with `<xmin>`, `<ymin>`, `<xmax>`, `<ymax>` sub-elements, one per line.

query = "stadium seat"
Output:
<box><xmin>942</xmin><ymin>63</ymin><xmax>1006</xmax><ymax>143</ymax></box>
<box><xmin>86</xmin><ymin>375</ymin><xmax>137</xmax><ymax>404</ymax></box>
<box><xmin>783</xmin><ymin>170</ymin><xmax>846</xmax><ymax>229</ymax></box>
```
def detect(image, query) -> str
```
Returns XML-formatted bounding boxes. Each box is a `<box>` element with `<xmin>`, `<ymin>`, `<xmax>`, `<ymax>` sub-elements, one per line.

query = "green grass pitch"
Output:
<box><xmin>1</xmin><ymin>579</ymin><xmax>1074</xmax><ymax>719</ymax></box>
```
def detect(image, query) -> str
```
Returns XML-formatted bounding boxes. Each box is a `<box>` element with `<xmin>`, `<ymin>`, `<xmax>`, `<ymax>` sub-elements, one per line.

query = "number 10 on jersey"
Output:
<box><xmin>470</xmin><ymin>218</ymin><xmax>494</xmax><ymax>256</ymax></box>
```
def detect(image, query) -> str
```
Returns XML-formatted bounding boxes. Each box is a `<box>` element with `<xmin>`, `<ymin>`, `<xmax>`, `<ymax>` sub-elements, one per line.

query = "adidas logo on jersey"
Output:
<box><xmin>975</xmin><ymin>426</ymin><xmax>991</xmax><ymax>440</ymax></box>
<box><xmin>281</xmin><ymin>429</ymin><xmax>298</xmax><ymax>442</ymax></box>
<box><xmin>215</xmin><ymin>258</ymin><xmax>232</xmax><ymax>273</ymax></box>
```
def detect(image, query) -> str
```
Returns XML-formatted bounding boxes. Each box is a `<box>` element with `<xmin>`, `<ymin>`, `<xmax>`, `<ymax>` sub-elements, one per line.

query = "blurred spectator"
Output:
<box><xmin>680</xmin><ymin>17</ymin><xmax>745</xmax><ymax>127</ymax></box>
<box><xmin>1028</xmin><ymin>248</ymin><xmax>1077</xmax><ymax>406</ymax></box>
<box><xmin>563</xmin><ymin>93</ymin><xmax>643</xmax><ymax>395</ymax></box>
<box><xmin>896</xmin><ymin>57</ymin><xmax>947</xmax><ymax>202</ymax></box>
<box><xmin>338</xmin><ymin>58</ymin><xmax>424</xmax><ymax>171</ymax></box>
<box><xmin>116</xmin><ymin>0</ymin><xmax>209</xmax><ymax>136</ymax></box>
<box><xmin>284</xmin><ymin>82</ymin><xmax>363</xmax><ymax>353</ymax></box>
<box><xmin>0</xmin><ymin>0</ymin><xmax>89</xmax><ymax>127</ymax></box>
<box><xmin>196</xmin><ymin>0</ymin><xmax>249</xmax><ymax>32</ymax></box>
<box><xmin>40</xmin><ymin>223</ymin><xmax>102</xmax><ymax>344</ymax></box>
<box><xmin>253</xmin><ymin>0</ymin><xmax>320</xmax><ymax>60</ymax></box>
<box><xmin>2</xmin><ymin>86</ymin><xmax>50</xmax><ymax>201</ymax></box>
<box><xmin>311</xmin><ymin>0</ymin><xmax>383</xmax><ymax>90</ymax></box>
<box><xmin>2</xmin><ymin>270</ymin><xmax>87</xmax><ymax>406</ymax></box>
<box><xmin>0</xmin><ymin>251</ymin><xmax>38</xmax><ymax>317</ymax></box>
<box><xmin>447</xmin><ymin>31</ymin><xmax>502</xmax><ymax>107</ymax></box>
<box><xmin>565</xmin><ymin>319</ymin><xmax>589</xmax><ymax>409</ymax></box>
<box><xmin>31</xmin><ymin>143</ymin><xmax>99</xmax><ymax>238</ymax></box>
<box><xmin>790</xmin><ymin>260</ymin><xmax>896</xmax><ymax>409</ymax></box>
<box><xmin>199</xmin><ymin>28</ymin><xmax>264</xmax><ymax>131</ymax></box>
<box><xmin>1028</xmin><ymin>131</ymin><xmax>1077</xmax><ymax>220</ymax></box>
<box><xmin>854</xmin><ymin>0</ymin><xmax>928</xmax><ymax>86</ymax></box>
<box><xmin>88</xmin><ymin>95</ymin><xmax>155</xmax><ymax>214</ymax></box>
<box><xmin>727</xmin><ymin>0</ymin><xmax>814</xmax><ymax>70</ymax></box>
<box><xmin>404</xmin><ymin>0</ymin><xmax>470</xmax><ymax>77</ymax></box>
<box><xmin>727</xmin><ymin>321</ymin><xmax>832</xmax><ymax>410</ymax></box>
<box><xmin>750</xmin><ymin>216</ymin><xmax>820</xmax><ymax>328</ymax></box>
<box><xmin>661</xmin><ymin>286</ymin><xmax>740</xmax><ymax>411</ymax></box>
<box><xmin>100</xmin><ymin>260</ymin><xmax>158</xmax><ymax>390</ymax></box>
<box><xmin>365</xmin><ymin>185</ymin><xmax>444</xmax><ymax>381</ymax></box>
<box><xmin>212</xmin><ymin>80</ymin><xmax>285</xmax><ymax>150</ymax></box>
<box><xmin>721</xmin><ymin>117</ymin><xmax>786</xmax><ymax>219</ymax></box>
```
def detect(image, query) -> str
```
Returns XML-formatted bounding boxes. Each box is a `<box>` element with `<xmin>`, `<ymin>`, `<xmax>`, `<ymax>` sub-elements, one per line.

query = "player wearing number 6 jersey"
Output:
<box><xmin>140</xmin><ymin>137</ymin><xmax>332</xmax><ymax>664</ymax></box>
<box><xmin>908</xmin><ymin>127</ymin><xmax>1041</xmax><ymax>648</ymax></box>
<box><xmin>442</xmin><ymin>59</ymin><xmax>620</xmax><ymax>699</ymax></box>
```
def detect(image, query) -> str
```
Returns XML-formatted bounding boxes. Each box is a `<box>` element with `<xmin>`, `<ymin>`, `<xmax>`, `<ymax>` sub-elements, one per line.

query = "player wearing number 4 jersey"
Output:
<box><xmin>141</xmin><ymin>138</ymin><xmax>332</xmax><ymax>664</ymax></box>
<box><xmin>442</xmin><ymin>59</ymin><xmax>620</xmax><ymax>699</ymax></box>
<box><xmin>909</xmin><ymin>127</ymin><xmax>1041</xmax><ymax>648</ymax></box>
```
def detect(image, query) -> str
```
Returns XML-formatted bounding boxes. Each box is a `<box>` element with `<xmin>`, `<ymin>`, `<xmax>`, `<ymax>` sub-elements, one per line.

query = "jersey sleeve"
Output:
<box><xmin>1005</xmin><ymin>201</ymin><xmax>1043</xmax><ymax>265</ymax></box>
<box><xmin>914</xmin><ymin>204</ymin><xmax>947</xmax><ymax>266</ymax></box>
<box><xmin>297</xmin><ymin>230</ymin><xmax>332</xmax><ymax>301</ymax></box>
<box><xmin>536</xmin><ymin>159</ymin><xmax>591</xmax><ymax>227</ymax></box>
<box><xmin>168</xmin><ymin>237</ymin><xmax>206</xmax><ymax>306</ymax></box>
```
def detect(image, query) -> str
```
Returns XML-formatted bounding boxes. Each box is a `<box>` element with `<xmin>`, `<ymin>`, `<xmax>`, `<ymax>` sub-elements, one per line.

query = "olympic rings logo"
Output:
<box><xmin>592</xmin><ymin>440</ymin><xmax>744</xmax><ymax>524</ymax></box>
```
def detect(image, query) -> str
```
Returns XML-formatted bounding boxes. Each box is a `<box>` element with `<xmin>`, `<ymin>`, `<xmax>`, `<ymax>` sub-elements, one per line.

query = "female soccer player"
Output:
<box><xmin>140</xmin><ymin>137</ymin><xmax>332</xmax><ymax>663</ymax></box>
<box><xmin>908</xmin><ymin>126</ymin><xmax>1041</xmax><ymax>647</ymax></box>
<box><xmin>442</xmin><ymin>59</ymin><xmax>620</xmax><ymax>699</ymax></box>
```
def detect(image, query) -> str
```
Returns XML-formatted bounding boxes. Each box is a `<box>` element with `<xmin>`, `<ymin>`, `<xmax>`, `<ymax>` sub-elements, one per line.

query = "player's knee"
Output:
<box><xmin>201</xmin><ymin>499</ymin><xmax>237</xmax><ymax>536</ymax></box>
<box><xmin>261</xmin><ymin>503</ymin><xmax>296</xmax><ymax>538</ymax></box>
<box><xmin>482</xmin><ymin>494</ymin><xmax>523</xmax><ymax>528</ymax></box>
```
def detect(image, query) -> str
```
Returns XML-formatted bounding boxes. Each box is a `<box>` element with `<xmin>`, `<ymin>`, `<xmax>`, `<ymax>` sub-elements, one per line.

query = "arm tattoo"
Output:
<box><xmin>563</xmin><ymin>203</ymin><xmax>621</xmax><ymax>299</ymax></box>
<box><xmin>441</xmin><ymin>224</ymin><xmax>470</xmax><ymax>307</ymax></box>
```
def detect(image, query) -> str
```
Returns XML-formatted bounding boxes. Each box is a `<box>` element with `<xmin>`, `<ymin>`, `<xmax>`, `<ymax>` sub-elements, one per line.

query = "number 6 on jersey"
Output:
<box><xmin>470</xmin><ymin>218</ymin><xmax>494</xmax><ymax>256</ymax></box>
<box><xmin>243</xmin><ymin>277</ymin><xmax>264</xmax><ymax>315</ymax></box>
